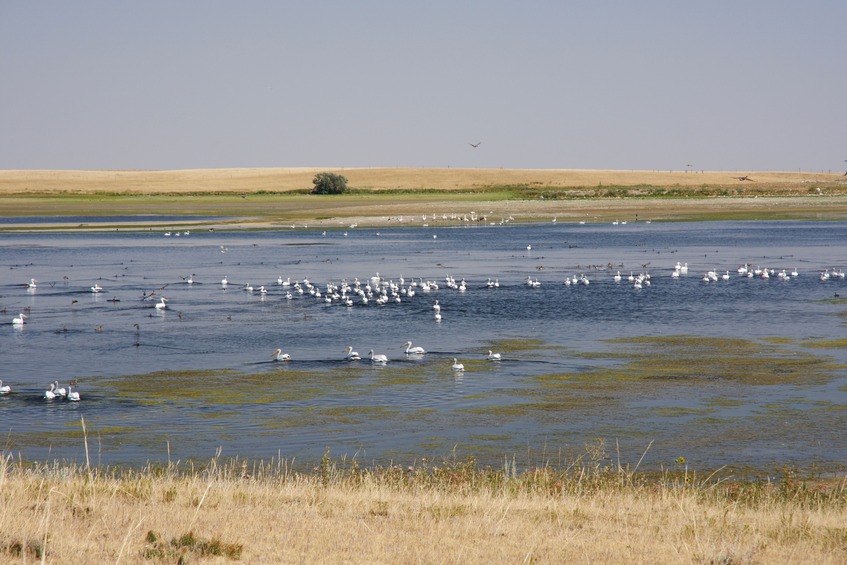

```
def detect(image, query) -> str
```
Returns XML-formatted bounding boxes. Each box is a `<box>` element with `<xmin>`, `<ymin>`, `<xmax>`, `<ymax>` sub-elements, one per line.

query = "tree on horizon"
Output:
<box><xmin>311</xmin><ymin>172</ymin><xmax>348</xmax><ymax>194</ymax></box>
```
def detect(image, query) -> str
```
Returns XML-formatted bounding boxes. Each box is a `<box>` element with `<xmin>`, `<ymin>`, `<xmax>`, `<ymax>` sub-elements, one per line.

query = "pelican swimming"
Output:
<box><xmin>272</xmin><ymin>348</ymin><xmax>291</xmax><ymax>361</ymax></box>
<box><xmin>403</xmin><ymin>341</ymin><xmax>426</xmax><ymax>355</ymax></box>
<box><xmin>0</xmin><ymin>380</ymin><xmax>10</xmax><ymax>395</ymax></box>
<box><xmin>369</xmin><ymin>349</ymin><xmax>388</xmax><ymax>364</ymax></box>
<box><xmin>343</xmin><ymin>346</ymin><xmax>361</xmax><ymax>361</ymax></box>
<box><xmin>67</xmin><ymin>385</ymin><xmax>80</xmax><ymax>402</ymax></box>
<box><xmin>91</xmin><ymin>283</ymin><xmax>103</xmax><ymax>293</ymax></box>
<box><xmin>27</xmin><ymin>278</ymin><xmax>38</xmax><ymax>289</ymax></box>
<box><xmin>53</xmin><ymin>380</ymin><xmax>67</xmax><ymax>397</ymax></box>
<box><xmin>486</xmin><ymin>350</ymin><xmax>501</xmax><ymax>361</ymax></box>
<box><xmin>155</xmin><ymin>297</ymin><xmax>168</xmax><ymax>310</ymax></box>
<box><xmin>44</xmin><ymin>383</ymin><xmax>56</xmax><ymax>400</ymax></box>
<box><xmin>12</xmin><ymin>313</ymin><xmax>27</xmax><ymax>325</ymax></box>
<box><xmin>221</xmin><ymin>276</ymin><xmax>228</xmax><ymax>287</ymax></box>
<box><xmin>451</xmin><ymin>358</ymin><xmax>465</xmax><ymax>371</ymax></box>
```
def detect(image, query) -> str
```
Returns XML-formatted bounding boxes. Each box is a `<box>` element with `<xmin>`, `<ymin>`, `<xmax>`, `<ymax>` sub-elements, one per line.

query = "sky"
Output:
<box><xmin>1</xmin><ymin>1</ymin><xmax>845</xmax><ymax>172</ymax></box>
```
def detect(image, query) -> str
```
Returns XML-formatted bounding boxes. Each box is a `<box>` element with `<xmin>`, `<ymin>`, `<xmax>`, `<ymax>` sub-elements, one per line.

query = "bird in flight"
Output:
<box><xmin>469</xmin><ymin>141</ymin><xmax>481</xmax><ymax>148</ymax></box>
<box><xmin>732</xmin><ymin>176</ymin><xmax>755</xmax><ymax>182</ymax></box>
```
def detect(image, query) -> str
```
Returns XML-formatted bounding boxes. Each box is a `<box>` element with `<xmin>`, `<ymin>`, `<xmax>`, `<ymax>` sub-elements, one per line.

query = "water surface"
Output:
<box><xmin>1</xmin><ymin>220</ymin><xmax>845</xmax><ymax>472</ymax></box>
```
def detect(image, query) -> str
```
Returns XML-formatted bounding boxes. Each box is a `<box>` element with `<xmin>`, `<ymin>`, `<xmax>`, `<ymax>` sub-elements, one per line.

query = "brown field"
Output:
<box><xmin>1</xmin><ymin>167</ymin><xmax>844</xmax><ymax>194</ymax></box>
<box><xmin>3</xmin><ymin>452</ymin><xmax>846</xmax><ymax>564</ymax></box>
<box><xmin>1</xmin><ymin>168</ymin><xmax>847</xmax><ymax>229</ymax></box>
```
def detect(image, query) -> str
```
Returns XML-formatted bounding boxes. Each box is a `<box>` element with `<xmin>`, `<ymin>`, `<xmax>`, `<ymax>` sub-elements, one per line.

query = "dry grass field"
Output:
<box><xmin>2</xmin><ymin>450</ymin><xmax>846</xmax><ymax>564</ymax></box>
<box><xmin>1</xmin><ymin>167</ymin><xmax>846</xmax><ymax>228</ymax></box>
<box><xmin>0</xmin><ymin>167</ymin><xmax>843</xmax><ymax>195</ymax></box>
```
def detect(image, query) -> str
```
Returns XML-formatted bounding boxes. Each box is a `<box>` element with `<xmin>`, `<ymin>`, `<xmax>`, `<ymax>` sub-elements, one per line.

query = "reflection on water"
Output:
<box><xmin>1</xmin><ymin>220</ymin><xmax>846</xmax><ymax>471</ymax></box>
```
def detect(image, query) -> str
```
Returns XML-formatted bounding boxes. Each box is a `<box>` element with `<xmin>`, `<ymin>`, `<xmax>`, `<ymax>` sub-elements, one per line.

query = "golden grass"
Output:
<box><xmin>2</xmin><ymin>448</ymin><xmax>846</xmax><ymax>564</ymax></box>
<box><xmin>2</xmin><ymin>168</ymin><xmax>847</xmax><ymax>228</ymax></box>
<box><xmin>0</xmin><ymin>167</ymin><xmax>843</xmax><ymax>194</ymax></box>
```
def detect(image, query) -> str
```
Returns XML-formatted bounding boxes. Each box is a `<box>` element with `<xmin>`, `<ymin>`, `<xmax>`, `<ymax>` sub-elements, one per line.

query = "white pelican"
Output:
<box><xmin>0</xmin><ymin>380</ymin><xmax>10</xmax><ymax>395</ymax></box>
<box><xmin>271</xmin><ymin>348</ymin><xmax>291</xmax><ymax>362</ymax></box>
<box><xmin>221</xmin><ymin>276</ymin><xmax>228</xmax><ymax>286</ymax></box>
<box><xmin>343</xmin><ymin>346</ymin><xmax>361</xmax><ymax>361</ymax></box>
<box><xmin>53</xmin><ymin>380</ymin><xmax>67</xmax><ymax>397</ymax></box>
<box><xmin>155</xmin><ymin>297</ymin><xmax>168</xmax><ymax>310</ymax></box>
<box><xmin>451</xmin><ymin>358</ymin><xmax>465</xmax><ymax>371</ymax></box>
<box><xmin>27</xmin><ymin>278</ymin><xmax>38</xmax><ymax>289</ymax></box>
<box><xmin>434</xmin><ymin>312</ymin><xmax>442</xmax><ymax>321</ymax></box>
<box><xmin>12</xmin><ymin>313</ymin><xmax>27</xmax><ymax>325</ymax></box>
<box><xmin>432</xmin><ymin>300</ymin><xmax>441</xmax><ymax>313</ymax></box>
<box><xmin>369</xmin><ymin>349</ymin><xmax>388</xmax><ymax>364</ymax></box>
<box><xmin>403</xmin><ymin>341</ymin><xmax>426</xmax><ymax>355</ymax></box>
<box><xmin>67</xmin><ymin>385</ymin><xmax>80</xmax><ymax>402</ymax></box>
<box><xmin>91</xmin><ymin>283</ymin><xmax>103</xmax><ymax>293</ymax></box>
<box><xmin>486</xmin><ymin>350</ymin><xmax>501</xmax><ymax>361</ymax></box>
<box><xmin>44</xmin><ymin>383</ymin><xmax>56</xmax><ymax>400</ymax></box>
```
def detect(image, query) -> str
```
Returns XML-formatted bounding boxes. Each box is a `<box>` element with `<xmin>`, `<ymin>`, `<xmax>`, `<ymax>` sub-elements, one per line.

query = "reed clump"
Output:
<box><xmin>1</xmin><ymin>447</ymin><xmax>846</xmax><ymax>563</ymax></box>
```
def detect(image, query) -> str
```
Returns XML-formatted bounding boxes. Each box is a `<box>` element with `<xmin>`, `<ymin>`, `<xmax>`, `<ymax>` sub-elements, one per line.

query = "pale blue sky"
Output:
<box><xmin>2</xmin><ymin>1</ymin><xmax>845</xmax><ymax>172</ymax></box>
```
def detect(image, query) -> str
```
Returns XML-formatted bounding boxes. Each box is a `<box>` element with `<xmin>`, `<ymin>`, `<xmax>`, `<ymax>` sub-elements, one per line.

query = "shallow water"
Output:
<box><xmin>1</xmin><ymin>220</ymin><xmax>846</xmax><ymax>472</ymax></box>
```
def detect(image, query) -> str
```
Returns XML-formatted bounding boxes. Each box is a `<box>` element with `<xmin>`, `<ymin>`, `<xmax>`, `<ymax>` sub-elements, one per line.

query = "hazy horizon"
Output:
<box><xmin>2</xmin><ymin>2</ymin><xmax>845</xmax><ymax>173</ymax></box>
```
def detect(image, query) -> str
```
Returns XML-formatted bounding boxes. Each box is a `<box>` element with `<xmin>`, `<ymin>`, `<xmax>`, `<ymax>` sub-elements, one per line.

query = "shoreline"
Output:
<box><xmin>2</xmin><ymin>167</ymin><xmax>847</xmax><ymax>229</ymax></box>
<box><xmin>2</xmin><ymin>195</ymin><xmax>847</xmax><ymax>232</ymax></box>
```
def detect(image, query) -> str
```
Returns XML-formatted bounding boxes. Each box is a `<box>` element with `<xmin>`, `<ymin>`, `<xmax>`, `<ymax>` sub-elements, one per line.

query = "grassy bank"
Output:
<box><xmin>2</xmin><ymin>168</ymin><xmax>847</xmax><ymax>229</ymax></box>
<box><xmin>2</xmin><ymin>448</ymin><xmax>846</xmax><ymax>564</ymax></box>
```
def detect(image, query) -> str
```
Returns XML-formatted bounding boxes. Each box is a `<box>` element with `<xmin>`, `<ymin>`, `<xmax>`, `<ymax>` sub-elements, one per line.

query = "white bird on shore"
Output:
<box><xmin>403</xmin><ymin>341</ymin><xmax>426</xmax><ymax>355</ymax></box>
<box><xmin>486</xmin><ymin>350</ymin><xmax>501</xmax><ymax>361</ymax></box>
<box><xmin>272</xmin><ymin>348</ymin><xmax>291</xmax><ymax>362</ymax></box>
<box><xmin>369</xmin><ymin>349</ymin><xmax>388</xmax><ymax>364</ymax></box>
<box><xmin>0</xmin><ymin>380</ymin><xmax>10</xmax><ymax>395</ymax></box>
<box><xmin>343</xmin><ymin>346</ymin><xmax>361</xmax><ymax>361</ymax></box>
<box><xmin>451</xmin><ymin>358</ymin><xmax>465</xmax><ymax>371</ymax></box>
<box><xmin>12</xmin><ymin>313</ymin><xmax>27</xmax><ymax>326</ymax></box>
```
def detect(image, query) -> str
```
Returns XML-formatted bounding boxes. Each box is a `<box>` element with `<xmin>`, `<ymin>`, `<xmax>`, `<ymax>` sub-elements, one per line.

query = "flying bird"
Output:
<box><xmin>732</xmin><ymin>176</ymin><xmax>755</xmax><ymax>182</ymax></box>
<box><xmin>469</xmin><ymin>142</ymin><xmax>481</xmax><ymax>148</ymax></box>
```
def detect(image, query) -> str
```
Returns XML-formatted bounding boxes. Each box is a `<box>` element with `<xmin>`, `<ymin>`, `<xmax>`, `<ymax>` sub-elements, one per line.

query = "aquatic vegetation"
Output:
<box><xmin>599</xmin><ymin>335</ymin><xmax>840</xmax><ymax>386</ymax></box>
<box><xmin>802</xmin><ymin>338</ymin><xmax>847</xmax><ymax>349</ymax></box>
<box><xmin>100</xmin><ymin>369</ymin><xmax>331</xmax><ymax>404</ymax></box>
<box><xmin>488</xmin><ymin>338</ymin><xmax>548</xmax><ymax>352</ymax></box>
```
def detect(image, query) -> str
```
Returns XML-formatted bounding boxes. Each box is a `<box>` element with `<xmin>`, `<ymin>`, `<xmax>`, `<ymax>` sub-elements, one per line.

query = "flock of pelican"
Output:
<box><xmin>42</xmin><ymin>380</ymin><xmax>80</xmax><ymax>401</ymax></box>
<box><xmin>0</xmin><ymin>378</ymin><xmax>82</xmax><ymax>401</ymax></box>
<box><xmin>8</xmin><ymin>254</ymin><xmax>843</xmax><ymax>399</ymax></box>
<box><xmin>269</xmin><ymin>339</ymin><xmax>502</xmax><ymax>373</ymax></box>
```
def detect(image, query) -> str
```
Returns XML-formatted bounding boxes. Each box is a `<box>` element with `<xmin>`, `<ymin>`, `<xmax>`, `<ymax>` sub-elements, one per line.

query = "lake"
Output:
<box><xmin>1</xmin><ymin>220</ymin><xmax>845</xmax><ymax>474</ymax></box>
